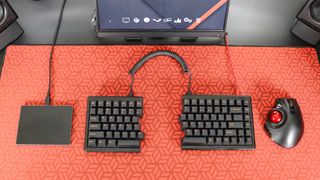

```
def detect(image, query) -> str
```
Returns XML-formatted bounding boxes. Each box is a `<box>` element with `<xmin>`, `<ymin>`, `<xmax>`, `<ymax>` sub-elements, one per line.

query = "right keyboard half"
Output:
<box><xmin>180</xmin><ymin>95</ymin><xmax>255</xmax><ymax>150</ymax></box>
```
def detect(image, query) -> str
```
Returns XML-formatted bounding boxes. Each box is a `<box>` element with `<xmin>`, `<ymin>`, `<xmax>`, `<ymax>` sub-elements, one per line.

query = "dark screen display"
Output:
<box><xmin>97</xmin><ymin>0</ymin><xmax>228</xmax><ymax>31</ymax></box>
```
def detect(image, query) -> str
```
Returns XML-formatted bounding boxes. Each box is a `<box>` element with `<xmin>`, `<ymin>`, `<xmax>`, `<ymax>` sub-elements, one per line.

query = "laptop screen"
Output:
<box><xmin>97</xmin><ymin>0</ymin><xmax>228</xmax><ymax>31</ymax></box>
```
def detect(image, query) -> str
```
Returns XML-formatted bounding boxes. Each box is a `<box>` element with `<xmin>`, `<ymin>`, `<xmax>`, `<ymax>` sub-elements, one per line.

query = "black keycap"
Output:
<box><xmin>110</xmin><ymin>124</ymin><xmax>117</xmax><ymax>130</ymax></box>
<box><xmin>118</xmin><ymin>140</ymin><xmax>140</xmax><ymax>148</ymax></box>
<box><xmin>90</xmin><ymin>116</ymin><xmax>99</xmax><ymax>123</ymax></box>
<box><xmin>118</xmin><ymin>124</ymin><xmax>125</xmax><ymax>131</ymax></box>
<box><xmin>116</xmin><ymin>116</ymin><xmax>123</xmax><ymax>123</ymax></box>
<box><xmin>194</xmin><ymin>129</ymin><xmax>201</xmax><ymax>136</ymax></box>
<box><xmin>226</xmin><ymin>114</ymin><xmax>232</xmax><ymax>121</ymax></box>
<box><xmin>236</xmin><ymin>100</ymin><xmax>242</xmax><ymax>106</ymax></box>
<box><xmin>121</xmin><ymin>108</ymin><xmax>127</xmax><ymax>115</ymax></box>
<box><xmin>245</xmin><ymin>122</ymin><xmax>251</xmax><ymax>129</ymax></box>
<box><xmin>109</xmin><ymin>116</ymin><xmax>115</xmax><ymax>123</ymax></box>
<box><xmin>203</xmin><ymin>114</ymin><xmax>209</xmax><ymax>121</ymax></box>
<box><xmin>199</xmin><ymin>99</ymin><xmax>205</xmax><ymax>106</ymax></box>
<box><xmin>221</xmin><ymin>99</ymin><xmax>227</xmax><ymax>106</ymax></box>
<box><xmin>89</xmin><ymin>123</ymin><xmax>101</xmax><ymax>130</ymax></box>
<box><xmin>195</xmin><ymin>114</ymin><xmax>202</xmax><ymax>121</ymax></box>
<box><xmin>199</xmin><ymin>106</ymin><xmax>205</xmax><ymax>113</ymax></box>
<box><xmin>113</xmin><ymin>109</ymin><xmax>119</xmax><ymax>115</ymax></box>
<box><xmin>190</xmin><ymin>122</ymin><xmax>196</xmax><ymax>128</ymax></box>
<box><xmin>89</xmin><ymin>131</ymin><xmax>104</xmax><ymax>138</ymax></box>
<box><xmin>220</xmin><ymin>122</ymin><xmax>227</xmax><ymax>129</ymax></box>
<box><xmin>222</xmin><ymin>107</ymin><xmax>228</xmax><ymax>113</ymax></box>
<box><xmin>218</xmin><ymin>114</ymin><xmax>224</xmax><ymax>121</ymax></box>
<box><xmin>238</xmin><ymin>137</ymin><xmax>245</xmax><ymax>145</ymax></box>
<box><xmin>243</xmin><ymin>100</ymin><xmax>249</xmax><ymax>106</ymax></box>
<box><xmin>192</xmin><ymin>106</ymin><xmax>198</xmax><ymax>113</ymax></box>
<box><xmin>207</xmin><ymin>137</ymin><xmax>214</xmax><ymax>145</ymax></box>
<box><xmin>114</xmin><ymin>131</ymin><xmax>121</xmax><ymax>139</ymax></box>
<box><xmin>90</xmin><ymin>101</ymin><xmax>96</xmax><ymax>107</ymax></box>
<box><xmin>211</xmin><ymin>114</ymin><xmax>217</xmax><ymax>121</ymax></box>
<box><xmin>205</xmin><ymin>122</ymin><xmax>212</xmax><ymax>129</ymax></box>
<box><xmin>101</xmin><ymin>116</ymin><xmax>107</xmax><ymax>123</ymax></box>
<box><xmin>181</xmin><ymin>121</ymin><xmax>188</xmax><ymax>129</ymax></box>
<box><xmin>233</xmin><ymin>114</ymin><xmax>243</xmax><ymax>121</ymax></box>
<box><xmin>136</xmin><ymin>101</ymin><xmax>142</xmax><ymax>107</ymax></box>
<box><xmin>136</xmin><ymin>109</ymin><xmax>142</xmax><ymax>116</ymax></box>
<box><xmin>183</xmin><ymin>137</ymin><xmax>207</xmax><ymax>145</ymax></box>
<box><xmin>122</xmin><ymin>132</ymin><xmax>128</xmax><ymax>139</ymax></box>
<box><xmin>197</xmin><ymin>122</ymin><xmax>204</xmax><ymax>129</ymax></box>
<box><xmin>124</xmin><ymin>116</ymin><xmax>131</xmax><ymax>123</ymax></box>
<box><xmin>121</xmin><ymin>101</ymin><xmax>127</xmax><ymax>107</ymax></box>
<box><xmin>137</xmin><ymin>132</ymin><xmax>144</xmax><ymax>139</ymax></box>
<box><xmin>215</xmin><ymin>137</ymin><xmax>222</xmax><ymax>145</ymax></box>
<box><xmin>90</xmin><ymin>108</ymin><xmax>96</xmax><ymax>115</ymax></box>
<box><xmin>130</xmin><ymin>132</ymin><xmax>137</xmax><ymax>139</ymax></box>
<box><xmin>217</xmin><ymin>129</ymin><xmax>223</xmax><ymax>136</ymax></box>
<box><xmin>244</xmin><ymin>114</ymin><xmax>250</xmax><ymax>121</ymax></box>
<box><xmin>238</xmin><ymin>130</ymin><xmax>244</xmax><ymax>136</ymax></box>
<box><xmin>214</xmin><ymin>99</ymin><xmax>220</xmax><ymax>106</ymax></box>
<box><xmin>246</xmin><ymin>137</ymin><xmax>252</xmax><ymax>145</ymax></box>
<box><xmin>188</xmin><ymin>114</ymin><xmax>194</xmax><ymax>121</ymax></box>
<box><xmin>191</xmin><ymin>99</ymin><xmax>198</xmax><ymax>105</ymax></box>
<box><xmin>134</xmin><ymin>124</ymin><xmax>140</xmax><ymax>131</ymax></box>
<box><xmin>113</xmin><ymin>101</ymin><xmax>119</xmax><ymax>107</ymax></box>
<box><xmin>245</xmin><ymin>129</ymin><xmax>252</xmax><ymax>136</ymax></box>
<box><xmin>184</xmin><ymin>99</ymin><xmax>190</xmax><ymax>105</ymax></box>
<box><xmin>209</xmin><ymin>129</ymin><xmax>216</xmax><ymax>136</ymax></box>
<box><xmin>107</xmin><ymin>140</ymin><xmax>116</xmax><ymax>147</ymax></box>
<box><xmin>186</xmin><ymin>129</ymin><xmax>193</xmax><ymax>136</ymax></box>
<box><xmin>184</xmin><ymin>106</ymin><xmax>190</xmax><ymax>113</ymax></box>
<box><xmin>97</xmin><ymin>108</ymin><xmax>104</xmax><ymax>115</ymax></box>
<box><xmin>106</xmin><ymin>101</ymin><xmax>112</xmax><ymax>107</ymax></box>
<box><xmin>225</xmin><ymin>129</ymin><xmax>236</xmax><ymax>136</ymax></box>
<box><xmin>213</xmin><ymin>122</ymin><xmax>219</xmax><ymax>128</ymax></box>
<box><xmin>128</xmin><ymin>109</ymin><xmax>134</xmax><ymax>115</ymax></box>
<box><xmin>202</xmin><ymin>129</ymin><xmax>208</xmax><ymax>136</ymax></box>
<box><xmin>180</xmin><ymin>114</ymin><xmax>187</xmax><ymax>121</ymax></box>
<box><xmin>132</xmin><ymin>117</ymin><xmax>139</xmax><ymax>123</ymax></box>
<box><xmin>88</xmin><ymin>139</ymin><xmax>96</xmax><ymax>147</ymax></box>
<box><xmin>98</xmin><ymin>101</ymin><xmax>104</xmax><ymax>107</ymax></box>
<box><xmin>231</xmin><ymin>137</ymin><xmax>237</xmax><ymax>145</ymax></box>
<box><xmin>229</xmin><ymin>99</ymin><xmax>235</xmax><ymax>106</ymax></box>
<box><xmin>126</xmin><ymin>124</ymin><xmax>133</xmax><ymax>131</ymax></box>
<box><xmin>206</xmin><ymin>99</ymin><xmax>212</xmax><ymax>106</ymax></box>
<box><xmin>105</xmin><ymin>108</ymin><xmax>112</xmax><ymax>115</ymax></box>
<box><xmin>223</xmin><ymin>137</ymin><xmax>230</xmax><ymax>145</ymax></box>
<box><xmin>229</xmin><ymin>107</ymin><xmax>242</xmax><ymax>114</ymax></box>
<box><xmin>228</xmin><ymin>122</ymin><xmax>243</xmax><ymax>129</ymax></box>
<box><xmin>102</xmin><ymin>124</ymin><xmax>109</xmax><ymax>130</ymax></box>
<box><xmin>98</xmin><ymin>139</ymin><xmax>107</xmax><ymax>147</ymax></box>
<box><xmin>129</xmin><ymin>101</ymin><xmax>135</xmax><ymax>107</ymax></box>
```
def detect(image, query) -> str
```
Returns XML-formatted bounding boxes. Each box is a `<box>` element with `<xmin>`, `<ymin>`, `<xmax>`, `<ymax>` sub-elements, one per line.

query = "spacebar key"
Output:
<box><xmin>182</xmin><ymin>137</ymin><xmax>207</xmax><ymax>146</ymax></box>
<box><xmin>117</xmin><ymin>140</ymin><xmax>140</xmax><ymax>148</ymax></box>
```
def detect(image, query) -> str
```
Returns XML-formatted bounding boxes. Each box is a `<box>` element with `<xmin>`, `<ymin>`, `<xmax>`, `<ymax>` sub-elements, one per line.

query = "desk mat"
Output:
<box><xmin>0</xmin><ymin>45</ymin><xmax>319</xmax><ymax>179</ymax></box>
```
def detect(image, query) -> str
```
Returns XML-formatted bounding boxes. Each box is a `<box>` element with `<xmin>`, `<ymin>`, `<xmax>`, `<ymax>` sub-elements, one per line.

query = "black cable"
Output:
<box><xmin>45</xmin><ymin>0</ymin><xmax>67</xmax><ymax>105</ymax></box>
<box><xmin>128</xmin><ymin>50</ymin><xmax>192</xmax><ymax>96</ymax></box>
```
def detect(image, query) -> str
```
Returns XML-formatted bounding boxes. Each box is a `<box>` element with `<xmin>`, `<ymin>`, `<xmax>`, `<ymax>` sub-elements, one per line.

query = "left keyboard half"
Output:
<box><xmin>85</xmin><ymin>96</ymin><xmax>144</xmax><ymax>152</ymax></box>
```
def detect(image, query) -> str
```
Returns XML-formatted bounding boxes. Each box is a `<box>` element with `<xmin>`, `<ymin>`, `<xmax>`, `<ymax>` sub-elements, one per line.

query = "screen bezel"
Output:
<box><xmin>95</xmin><ymin>0</ymin><xmax>230</xmax><ymax>38</ymax></box>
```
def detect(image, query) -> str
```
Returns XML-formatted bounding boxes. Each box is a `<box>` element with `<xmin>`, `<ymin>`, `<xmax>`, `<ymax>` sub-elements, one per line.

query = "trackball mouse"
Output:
<box><xmin>265</xmin><ymin>98</ymin><xmax>304</xmax><ymax>148</ymax></box>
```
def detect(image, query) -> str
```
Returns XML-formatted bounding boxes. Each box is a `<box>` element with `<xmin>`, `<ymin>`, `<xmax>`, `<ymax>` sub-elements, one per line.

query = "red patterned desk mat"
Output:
<box><xmin>0</xmin><ymin>46</ymin><xmax>319</xmax><ymax>179</ymax></box>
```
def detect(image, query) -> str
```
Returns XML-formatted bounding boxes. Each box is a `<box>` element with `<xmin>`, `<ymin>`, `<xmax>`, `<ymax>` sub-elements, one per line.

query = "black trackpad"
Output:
<box><xmin>16</xmin><ymin>106</ymin><xmax>73</xmax><ymax>145</ymax></box>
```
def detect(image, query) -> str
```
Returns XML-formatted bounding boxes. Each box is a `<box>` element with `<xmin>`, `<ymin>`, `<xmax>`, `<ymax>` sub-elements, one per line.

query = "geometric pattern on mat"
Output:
<box><xmin>0</xmin><ymin>45</ymin><xmax>319</xmax><ymax>179</ymax></box>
